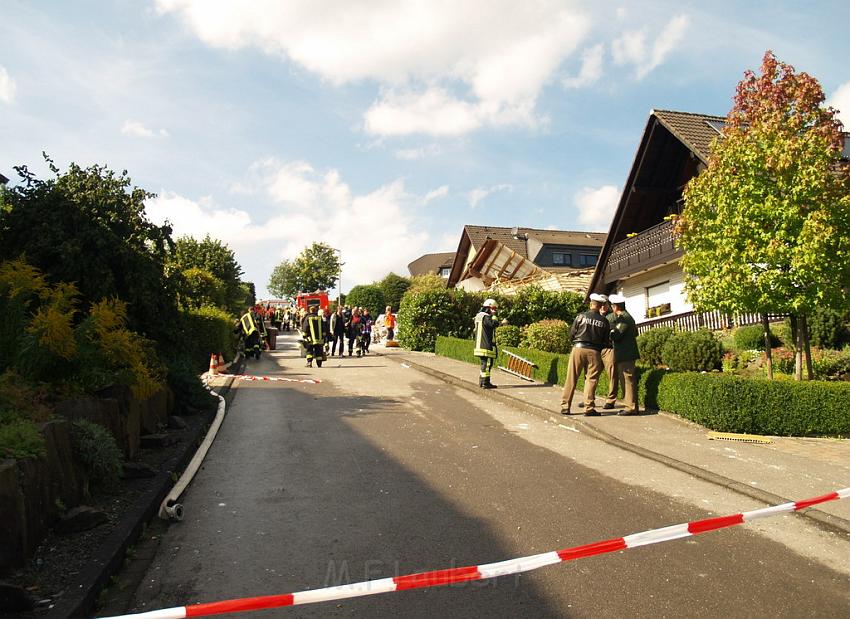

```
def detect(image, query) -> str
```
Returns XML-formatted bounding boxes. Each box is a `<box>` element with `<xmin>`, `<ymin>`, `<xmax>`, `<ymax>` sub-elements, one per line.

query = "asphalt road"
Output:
<box><xmin>115</xmin><ymin>333</ymin><xmax>850</xmax><ymax>618</ymax></box>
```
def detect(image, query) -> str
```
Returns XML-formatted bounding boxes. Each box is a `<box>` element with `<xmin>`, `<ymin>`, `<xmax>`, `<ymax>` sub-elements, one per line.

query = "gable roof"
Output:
<box><xmin>652</xmin><ymin>109</ymin><xmax>726</xmax><ymax>164</ymax></box>
<box><xmin>407</xmin><ymin>252</ymin><xmax>455</xmax><ymax>276</ymax></box>
<box><xmin>0</xmin><ymin>172</ymin><xmax>8</xmax><ymax>185</ymax></box>
<box><xmin>586</xmin><ymin>109</ymin><xmax>726</xmax><ymax>295</ymax></box>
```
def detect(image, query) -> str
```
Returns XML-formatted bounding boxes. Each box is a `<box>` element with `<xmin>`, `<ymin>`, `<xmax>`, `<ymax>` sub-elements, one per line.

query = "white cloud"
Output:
<box><xmin>0</xmin><ymin>66</ymin><xmax>17</xmax><ymax>104</ymax></box>
<box><xmin>827</xmin><ymin>82</ymin><xmax>850</xmax><ymax>129</ymax></box>
<box><xmin>612</xmin><ymin>14</ymin><xmax>688</xmax><ymax>80</ymax></box>
<box><xmin>121</xmin><ymin>119</ymin><xmax>170</xmax><ymax>138</ymax></box>
<box><xmin>423</xmin><ymin>185</ymin><xmax>449</xmax><ymax>204</ymax></box>
<box><xmin>468</xmin><ymin>183</ymin><xmax>512</xmax><ymax>208</ymax></box>
<box><xmin>156</xmin><ymin>0</ymin><xmax>590</xmax><ymax>136</ymax></box>
<box><xmin>146</xmin><ymin>159</ymin><xmax>430</xmax><ymax>295</ymax></box>
<box><xmin>574</xmin><ymin>185</ymin><xmax>619</xmax><ymax>230</ymax></box>
<box><xmin>563</xmin><ymin>43</ymin><xmax>604</xmax><ymax>89</ymax></box>
<box><xmin>395</xmin><ymin>144</ymin><xmax>442</xmax><ymax>161</ymax></box>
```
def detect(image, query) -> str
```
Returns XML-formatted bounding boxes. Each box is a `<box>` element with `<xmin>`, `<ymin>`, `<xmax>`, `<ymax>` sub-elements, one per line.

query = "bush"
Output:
<box><xmin>656</xmin><ymin>372</ymin><xmax>850</xmax><ymax>436</ymax></box>
<box><xmin>811</xmin><ymin>347</ymin><xmax>850</xmax><ymax>380</ymax></box>
<box><xmin>398</xmin><ymin>288</ymin><xmax>480</xmax><ymax>352</ymax></box>
<box><xmin>495</xmin><ymin>325</ymin><xmax>522</xmax><ymax>347</ymax></box>
<box><xmin>661</xmin><ymin>329</ymin><xmax>723</xmax><ymax>372</ymax></box>
<box><xmin>808</xmin><ymin>308</ymin><xmax>848</xmax><ymax>350</ymax></box>
<box><xmin>497</xmin><ymin>286</ymin><xmax>584</xmax><ymax>327</ymax></box>
<box><xmin>0</xmin><ymin>419</ymin><xmax>46</xmax><ymax>459</ymax></box>
<box><xmin>173</xmin><ymin>305</ymin><xmax>237</xmax><ymax>371</ymax></box>
<box><xmin>345</xmin><ymin>284</ymin><xmax>386</xmax><ymax>317</ymax></box>
<box><xmin>732</xmin><ymin>324</ymin><xmax>779</xmax><ymax>351</ymax></box>
<box><xmin>71</xmin><ymin>419</ymin><xmax>122</xmax><ymax>493</ymax></box>
<box><xmin>166</xmin><ymin>357</ymin><xmax>219</xmax><ymax>413</ymax></box>
<box><xmin>522</xmin><ymin>320</ymin><xmax>571</xmax><ymax>354</ymax></box>
<box><xmin>637</xmin><ymin>327</ymin><xmax>674</xmax><ymax>366</ymax></box>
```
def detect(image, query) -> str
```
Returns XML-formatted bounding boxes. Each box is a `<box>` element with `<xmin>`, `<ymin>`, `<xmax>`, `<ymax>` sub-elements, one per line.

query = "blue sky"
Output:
<box><xmin>2</xmin><ymin>1</ymin><xmax>849</xmax><ymax>298</ymax></box>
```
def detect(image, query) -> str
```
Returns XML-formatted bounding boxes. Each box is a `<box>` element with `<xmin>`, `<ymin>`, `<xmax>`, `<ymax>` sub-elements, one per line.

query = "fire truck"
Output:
<box><xmin>295</xmin><ymin>291</ymin><xmax>330</xmax><ymax>313</ymax></box>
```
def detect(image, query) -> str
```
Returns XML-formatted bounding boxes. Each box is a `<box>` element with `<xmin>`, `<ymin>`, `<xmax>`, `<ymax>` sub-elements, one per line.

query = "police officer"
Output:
<box><xmin>609</xmin><ymin>294</ymin><xmax>640</xmax><ymax>415</ymax></box>
<box><xmin>301</xmin><ymin>305</ymin><xmax>326</xmax><ymax>367</ymax></box>
<box><xmin>474</xmin><ymin>299</ymin><xmax>499</xmax><ymax>389</ymax></box>
<box><xmin>560</xmin><ymin>293</ymin><xmax>610</xmax><ymax>416</ymax></box>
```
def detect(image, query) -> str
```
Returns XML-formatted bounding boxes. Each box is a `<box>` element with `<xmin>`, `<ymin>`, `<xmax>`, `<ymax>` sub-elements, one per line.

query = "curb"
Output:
<box><xmin>391</xmin><ymin>354</ymin><xmax>850</xmax><ymax>538</ymax></box>
<box><xmin>47</xmin><ymin>372</ymin><xmax>239</xmax><ymax>619</ymax></box>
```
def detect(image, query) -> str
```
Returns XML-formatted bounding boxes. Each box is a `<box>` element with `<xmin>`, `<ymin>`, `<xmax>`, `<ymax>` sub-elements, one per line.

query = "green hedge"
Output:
<box><xmin>434</xmin><ymin>336</ymin><xmax>850</xmax><ymax>436</ymax></box>
<box><xmin>176</xmin><ymin>305</ymin><xmax>237</xmax><ymax>370</ymax></box>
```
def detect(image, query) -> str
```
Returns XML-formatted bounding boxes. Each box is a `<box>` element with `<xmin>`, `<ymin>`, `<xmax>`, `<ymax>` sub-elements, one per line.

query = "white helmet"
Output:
<box><xmin>483</xmin><ymin>298</ymin><xmax>498</xmax><ymax>308</ymax></box>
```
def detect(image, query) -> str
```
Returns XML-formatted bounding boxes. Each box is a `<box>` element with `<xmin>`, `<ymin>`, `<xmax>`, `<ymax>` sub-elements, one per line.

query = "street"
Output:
<box><xmin>117</xmin><ymin>333</ymin><xmax>850</xmax><ymax>618</ymax></box>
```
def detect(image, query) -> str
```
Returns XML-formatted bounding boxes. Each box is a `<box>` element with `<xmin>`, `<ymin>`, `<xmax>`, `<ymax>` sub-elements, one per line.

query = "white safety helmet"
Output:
<box><xmin>483</xmin><ymin>298</ymin><xmax>498</xmax><ymax>308</ymax></box>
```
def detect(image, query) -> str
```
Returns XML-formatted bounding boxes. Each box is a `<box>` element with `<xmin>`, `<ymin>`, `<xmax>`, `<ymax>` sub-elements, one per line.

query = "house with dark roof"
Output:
<box><xmin>588</xmin><ymin>109</ymin><xmax>797</xmax><ymax>332</ymax></box>
<box><xmin>408</xmin><ymin>252</ymin><xmax>455</xmax><ymax>278</ymax></box>
<box><xmin>447</xmin><ymin>225</ymin><xmax>606</xmax><ymax>292</ymax></box>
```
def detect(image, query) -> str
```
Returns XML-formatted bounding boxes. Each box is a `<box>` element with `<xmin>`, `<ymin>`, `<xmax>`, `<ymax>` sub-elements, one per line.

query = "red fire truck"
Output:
<box><xmin>295</xmin><ymin>291</ymin><xmax>330</xmax><ymax>313</ymax></box>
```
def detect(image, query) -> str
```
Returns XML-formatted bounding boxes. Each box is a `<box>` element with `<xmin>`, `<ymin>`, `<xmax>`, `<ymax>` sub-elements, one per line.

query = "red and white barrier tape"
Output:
<box><xmin>100</xmin><ymin>488</ymin><xmax>848</xmax><ymax>618</ymax></box>
<box><xmin>220</xmin><ymin>374</ymin><xmax>322</xmax><ymax>384</ymax></box>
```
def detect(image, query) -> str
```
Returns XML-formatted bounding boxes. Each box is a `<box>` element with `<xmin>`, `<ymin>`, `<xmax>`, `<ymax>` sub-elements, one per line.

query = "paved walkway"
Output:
<box><xmin>375</xmin><ymin>344</ymin><xmax>850</xmax><ymax>530</ymax></box>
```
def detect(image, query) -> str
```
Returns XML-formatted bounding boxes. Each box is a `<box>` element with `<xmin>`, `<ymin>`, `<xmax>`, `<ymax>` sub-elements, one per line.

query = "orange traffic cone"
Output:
<box><xmin>209</xmin><ymin>353</ymin><xmax>218</xmax><ymax>376</ymax></box>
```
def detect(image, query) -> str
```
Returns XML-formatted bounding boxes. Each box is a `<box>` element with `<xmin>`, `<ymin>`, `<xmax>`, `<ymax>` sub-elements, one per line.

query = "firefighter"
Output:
<box><xmin>474</xmin><ymin>298</ymin><xmax>499</xmax><ymax>389</ymax></box>
<box><xmin>237</xmin><ymin>311</ymin><xmax>262</xmax><ymax>359</ymax></box>
<box><xmin>301</xmin><ymin>305</ymin><xmax>326</xmax><ymax>367</ymax></box>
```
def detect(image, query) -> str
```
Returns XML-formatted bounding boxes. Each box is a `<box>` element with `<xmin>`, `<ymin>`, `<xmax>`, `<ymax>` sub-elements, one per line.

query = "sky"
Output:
<box><xmin>2</xmin><ymin>1</ymin><xmax>849</xmax><ymax>299</ymax></box>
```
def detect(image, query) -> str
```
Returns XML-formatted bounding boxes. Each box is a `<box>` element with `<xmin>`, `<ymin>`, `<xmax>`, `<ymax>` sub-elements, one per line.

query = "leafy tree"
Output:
<box><xmin>0</xmin><ymin>157</ymin><xmax>178</xmax><ymax>340</ymax></box>
<box><xmin>179</xmin><ymin>267</ymin><xmax>225</xmax><ymax>309</ymax></box>
<box><xmin>268</xmin><ymin>243</ymin><xmax>341</xmax><ymax>296</ymax></box>
<box><xmin>679</xmin><ymin>51</ymin><xmax>850</xmax><ymax>379</ymax></box>
<box><xmin>169</xmin><ymin>235</ymin><xmax>244</xmax><ymax>314</ymax></box>
<box><xmin>268</xmin><ymin>259</ymin><xmax>300</xmax><ymax>298</ymax></box>
<box><xmin>407</xmin><ymin>273</ymin><xmax>447</xmax><ymax>295</ymax></box>
<box><xmin>379</xmin><ymin>272</ymin><xmax>410</xmax><ymax>311</ymax></box>
<box><xmin>346</xmin><ymin>284</ymin><xmax>385</xmax><ymax>316</ymax></box>
<box><xmin>240</xmin><ymin>281</ymin><xmax>256</xmax><ymax>308</ymax></box>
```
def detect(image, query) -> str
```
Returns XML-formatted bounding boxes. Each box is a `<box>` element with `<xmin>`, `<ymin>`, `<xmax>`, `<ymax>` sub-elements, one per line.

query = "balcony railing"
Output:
<box><xmin>605</xmin><ymin>219</ymin><xmax>681</xmax><ymax>282</ymax></box>
<box><xmin>637</xmin><ymin>310</ymin><xmax>786</xmax><ymax>334</ymax></box>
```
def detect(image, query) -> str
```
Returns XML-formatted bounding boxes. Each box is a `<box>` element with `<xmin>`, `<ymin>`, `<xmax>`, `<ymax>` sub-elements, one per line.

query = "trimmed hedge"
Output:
<box><xmin>177</xmin><ymin>305</ymin><xmax>237</xmax><ymax>370</ymax></box>
<box><xmin>434</xmin><ymin>336</ymin><xmax>850</xmax><ymax>436</ymax></box>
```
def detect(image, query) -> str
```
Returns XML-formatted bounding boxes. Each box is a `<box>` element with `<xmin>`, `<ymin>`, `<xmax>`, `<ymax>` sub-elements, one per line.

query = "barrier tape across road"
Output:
<box><xmin>101</xmin><ymin>488</ymin><xmax>849</xmax><ymax>618</ymax></box>
<box><xmin>220</xmin><ymin>374</ymin><xmax>322</xmax><ymax>384</ymax></box>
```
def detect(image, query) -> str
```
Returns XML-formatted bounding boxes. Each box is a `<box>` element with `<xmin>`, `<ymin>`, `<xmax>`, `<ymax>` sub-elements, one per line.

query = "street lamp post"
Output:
<box><xmin>332</xmin><ymin>248</ymin><xmax>344</xmax><ymax>306</ymax></box>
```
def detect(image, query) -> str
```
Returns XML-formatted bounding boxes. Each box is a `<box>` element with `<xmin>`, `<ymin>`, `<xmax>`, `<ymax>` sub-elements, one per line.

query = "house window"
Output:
<box><xmin>438</xmin><ymin>267</ymin><xmax>451</xmax><ymax>278</ymax></box>
<box><xmin>579</xmin><ymin>254</ymin><xmax>597</xmax><ymax>267</ymax></box>
<box><xmin>645</xmin><ymin>281</ymin><xmax>672</xmax><ymax>317</ymax></box>
<box><xmin>552</xmin><ymin>252</ymin><xmax>571</xmax><ymax>266</ymax></box>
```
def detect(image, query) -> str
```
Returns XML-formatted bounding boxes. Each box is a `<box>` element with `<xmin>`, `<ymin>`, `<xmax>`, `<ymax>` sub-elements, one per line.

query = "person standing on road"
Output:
<box><xmin>384</xmin><ymin>306</ymin><xmax>396</xmax><ymax>341</ymax></box>
<box><xmin>608</xmin><ymin>294</ymin><xmax>640</xmax><ymax>415</ymax></box>
<box><xmin>474</xmin><ymin>298</ymin><xmax>499</xmax><ymax>389</ymax></box>
<box><xmin>362</xmin><ymin>308</ymin><xmax>373</xmax><ymax>354</ymax></box>
<box><xmin>301</xmin><ymin>305</ymin><xmax>325</xmax><ymax>368</ymax></box>
<box><xmin>330</xmin><ymin>306</ymin><xmax>346</xmax><ymax>357</ymax></box>
<box><xmin>560</xmin><ymin>293</ymin><xmax>610</xmax><ymax>416</ymax></box>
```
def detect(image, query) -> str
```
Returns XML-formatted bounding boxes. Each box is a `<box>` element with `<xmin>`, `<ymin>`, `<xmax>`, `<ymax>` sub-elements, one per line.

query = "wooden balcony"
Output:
<box><xmin>636</xmin><ymin>310</ymin><xmax>785</xmax><ymax>334</ymax></box>
<box><xmin>604</xmin><ymin>220</ymin><xmax>682</xmax><ymax>283</ymax></box>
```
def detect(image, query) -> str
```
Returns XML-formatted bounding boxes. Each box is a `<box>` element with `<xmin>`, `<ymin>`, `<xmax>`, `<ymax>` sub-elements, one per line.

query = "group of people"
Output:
<box><xmin>301</xmin><ymin>304</ymin><xmax>397</xmax><ymax>367</ymax></box>
<box><xmin>471</xmin><ymin>294</ymin><xmax>639</xmax><ymax>415</ymax></box>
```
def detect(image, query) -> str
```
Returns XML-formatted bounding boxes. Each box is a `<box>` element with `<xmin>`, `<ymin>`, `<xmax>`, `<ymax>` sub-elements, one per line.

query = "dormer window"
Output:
<box><xmin>579</xmin><ymin>254</ymin><xmax>597</xmax><ymax>267</ymax></box>
<box><xmin>553</xmin><ymin>252</ymin><xmax>571</xmax><ymax>266</ymax></box>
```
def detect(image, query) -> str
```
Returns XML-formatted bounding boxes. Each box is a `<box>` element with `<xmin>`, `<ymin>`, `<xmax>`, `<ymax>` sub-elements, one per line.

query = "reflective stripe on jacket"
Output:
<box><xmin>474</xmin><ymin>311</ymin><xmax>497</xmax><ymax>358</ymax></box>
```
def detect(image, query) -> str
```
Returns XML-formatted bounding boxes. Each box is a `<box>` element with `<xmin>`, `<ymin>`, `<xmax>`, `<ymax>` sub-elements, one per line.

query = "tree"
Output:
<box><xmin>179</xmin><ymin>267</ymin><xmax>225</xmax><ymax>309</ymax></box>
<box><xmin>678</xmin><ymin>51</ymin><xmax>850</xmax><ymax>379</ymax></box>
<box><xmin>345</xmin><ymin>284</ymin><xmax>385</xmax><ymax>317</ymax></box>
<box><xmin>268</xmin><ymin>260</ymin><xmax>299</xmax><ymax>298</ymax></box>
<box><xmin>169</xmin><ymin>235</ymin><xmax>244</xmax><ymax>314</ymax></box>
<box><xmin>379</xmin><ymin>272</ymin><xmax>410</xmax><ymax>311</ymax></box>
<box><xmin>0</xmin><ymin>157</ymin><xmax>178</xmax><ymax>340</ymax></box>
<box><xmin>268</xmin><ymin>242</ymin><xmax>341</xmax><ymax>296</ymax></box>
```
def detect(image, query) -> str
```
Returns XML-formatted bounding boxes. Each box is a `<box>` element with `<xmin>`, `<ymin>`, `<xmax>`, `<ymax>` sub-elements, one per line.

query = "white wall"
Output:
<box><xmin>617</xmin><ymin>262</ymin><xmax>693</xmax><ymax>323</ymax></box>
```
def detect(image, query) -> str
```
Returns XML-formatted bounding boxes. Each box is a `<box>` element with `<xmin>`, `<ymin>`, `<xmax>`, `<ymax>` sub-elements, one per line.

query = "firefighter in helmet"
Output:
<box><xmin>474</xmin><ymin>298</ymin><xmax>499</xmax><ymax>389</ymax></box>
<box><xmin>237</xmin><ymin>310</ymin><xmax>262</xmax><ymax>359</ymax></box>
<box><xmin>301</xmin><ymin>305</ymin><xmax>326</xmax><ymax>367</ymax></box>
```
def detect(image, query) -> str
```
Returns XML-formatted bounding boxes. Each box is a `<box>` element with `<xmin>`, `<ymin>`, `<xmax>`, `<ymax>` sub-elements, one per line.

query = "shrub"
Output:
<box><xmin>811</xmin><ymin>347</ymin><xmax>850</xmax><ymax>380</ymax></box>
<box><xmin>495</xmin><ymin>325</ymin><xmax>522</xmax><ymax>347</ymax></box>
<box><xmin>71</xmin><ymin>419</ymin><xmax>122</xmax><ymax>493</ymax></box>
<box><xmin>637</xmin><ymin>327</ymin><xmax>674</xmax><ymax>366</ymax></box>
<box><xmin>808</xmin><ymin>308</ymin><xmax>847</xmax><ymax>350</ymax></box>
<box><xmin>522</xmin><ymin>320</ymin><xmax>571</xmax><ymax>354</ymax></box>
<box><xmin>166</xmin><ymin>357</ymin><xmax>219</xmax><ymax>413</ymax></box>
<box><xmin>661</xmin><ymin>329</ymin><xmax>723</xmax><ymax>372</ymax></box>
<box><xmin>345</xmin><ymin>284</ymin><xmax>386</xmax><ymax>317</ymax></box>
<box><xmin>173</xmin><ymin>305</ymin><xmax>237</xmax><ymax>371</ymax></box>
<box><xmin>0</xmin><ymin>419</ymin><xmax>46</xmax><ymax>459</ymax></box>
<box><xmin>733</xmin><ymin>324</ymin><xmax>779</xmax><ymax>351</ymax></box>
<box><xmin>498</xmin><ymin>286</ymin><xmax>584</xmax><ymax>327</ymax></box>
<box><xmin>656</xmin><ymin>372</ymin><xmax>850</xmax><ymax>436</ymax></box>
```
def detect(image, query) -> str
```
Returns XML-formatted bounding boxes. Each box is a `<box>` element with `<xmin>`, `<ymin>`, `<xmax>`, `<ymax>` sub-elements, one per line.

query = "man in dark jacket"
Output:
<box><xmin>560</xmin><ymin>293</ymin><xmax>610</xmax><ymax>416</ymax></box>
<box><xmin>330</xmin><ymin>306</ymin><xmax>346</xmax><ymax>356</ymax></box>
<box><xmin>474</xmin><ymin>299</ymin><xmax>499</xmax><ymax>389</ymax></box>
<box><xmin>609</xmin><ymin>294</ymin><xmax>640</xmax><ymax>415</ymax></box>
